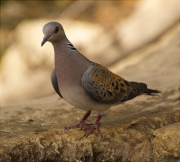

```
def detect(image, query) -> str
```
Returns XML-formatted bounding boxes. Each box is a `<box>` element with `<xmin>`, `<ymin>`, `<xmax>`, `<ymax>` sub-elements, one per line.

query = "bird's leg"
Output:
<box><xmin>64</xmin><ymin>110</ymin><xmax>92</xmax><ymax>130</ymax></box>
<box><xmin>83</xmin><ymin>113</ymin><xmax>102</xmax><ymax>137</ymax></box>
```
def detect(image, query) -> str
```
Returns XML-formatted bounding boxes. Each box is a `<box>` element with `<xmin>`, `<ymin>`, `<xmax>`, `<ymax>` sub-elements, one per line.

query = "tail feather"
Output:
<box><xmin>122</xmin><ymin>81</ymin><xmax>160</xmax><ymax>102</ymax></box>
<box><xmin>145</xmin><ymin>89</ymin><xmax>161</xmax><ymax>95</ymax></box>
<box><xmin>129</xmin><ymin>82</ymin><xmax>147</xmax><ymax>93</ymax></box>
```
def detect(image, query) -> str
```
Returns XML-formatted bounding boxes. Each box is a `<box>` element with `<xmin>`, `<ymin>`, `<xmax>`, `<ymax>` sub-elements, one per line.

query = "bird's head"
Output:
<box><xmin>41</xmin><ymin>22</ymin><xmax>65</xmax><ymax>46</ymax></box>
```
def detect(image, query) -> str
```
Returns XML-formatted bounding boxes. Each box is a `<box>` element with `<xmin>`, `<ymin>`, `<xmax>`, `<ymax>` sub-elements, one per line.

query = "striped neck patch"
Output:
<box><xmin>67</xmin><ymin>42</ymin><xmax>78</xmax><ymax>52</ymax></box>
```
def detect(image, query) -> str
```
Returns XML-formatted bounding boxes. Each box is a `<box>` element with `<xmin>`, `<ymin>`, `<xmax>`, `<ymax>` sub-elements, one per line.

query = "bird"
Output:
<box><xmin>41</xmin><ymin>22</ymin><xmax>160</xmax><ymax>137</ymax></box>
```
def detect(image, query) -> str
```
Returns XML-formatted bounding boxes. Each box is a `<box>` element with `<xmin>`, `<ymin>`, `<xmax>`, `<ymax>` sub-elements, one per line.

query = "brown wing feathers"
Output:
<box><xmin>82</xmin><ymin>63</ymin><xmax>130</xmax><ymax>104</ymax></box>
<box><xmin>82</xmin><ymin>62</ymin><xmax>159</xmax><ymax>104</ymax></box>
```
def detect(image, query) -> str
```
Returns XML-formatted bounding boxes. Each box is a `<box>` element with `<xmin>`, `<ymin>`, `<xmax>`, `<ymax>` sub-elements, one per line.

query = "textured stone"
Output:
<box><xmin>0</xmin><ymin>113</ymin><xmax>179</xmax><ymax>162</ymax></box>
<box><xmin>151</xmin><ymin>123</ymin><xmax>180</xmax><ymax>162</ymax></box>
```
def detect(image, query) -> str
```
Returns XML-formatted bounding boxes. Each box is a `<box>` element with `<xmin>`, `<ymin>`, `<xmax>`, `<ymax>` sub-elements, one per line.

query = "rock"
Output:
<box><xmin>115</xmin><ymin>0</ymin><xmax>180</xmax><ymax>54</ymax></box>
<box><xmin>0</xmin><ymin>114</ymin><xmax>179</xmax><ymax>162</ymax></box>
<box><xmin>151</xmin><ymin>123</ymin><xmax>180</xmax><ymax>161</ymax></box>
<box><xmin>92</xmin><ymin>0</ymin><xmax>180</xmax><ymax>66</ymax></box>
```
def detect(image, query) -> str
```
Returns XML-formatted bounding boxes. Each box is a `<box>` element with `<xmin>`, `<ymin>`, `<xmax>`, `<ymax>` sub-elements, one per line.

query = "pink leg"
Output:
<box><xmin>64</xmin><ymin>110</ymin><xmax>92</xmax><ymax>130</ymax></box>
<box><xmin>83</xmin><ymin>113</ymin><xmax>102</xmax><ymax>137</ymax></box>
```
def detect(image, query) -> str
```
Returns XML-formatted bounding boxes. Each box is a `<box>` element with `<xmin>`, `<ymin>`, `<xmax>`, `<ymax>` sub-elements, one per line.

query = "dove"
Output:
<box><xmin>41</xmin><ymin>22</ymin><xmax>160</xmax><ymax>137</ymax></box>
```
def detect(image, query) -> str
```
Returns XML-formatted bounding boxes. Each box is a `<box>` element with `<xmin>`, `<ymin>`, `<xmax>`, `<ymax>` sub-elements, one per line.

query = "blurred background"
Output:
<box><xmin>1</xmin><ymin>0</ymin><xmax>179</xmax><ymax>107</ymax></box>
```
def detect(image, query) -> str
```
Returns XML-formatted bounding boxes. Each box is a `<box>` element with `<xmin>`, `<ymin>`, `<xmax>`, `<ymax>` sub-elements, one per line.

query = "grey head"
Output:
<box><xmin>41</xmin><ymin>22</ymin><xmax>66</xmax><ymax>46</ymax></box>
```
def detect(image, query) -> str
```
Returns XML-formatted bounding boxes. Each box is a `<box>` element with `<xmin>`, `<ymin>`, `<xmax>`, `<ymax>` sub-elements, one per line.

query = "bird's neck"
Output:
<box><xmin>53</xmin><ymin>39</ymin><xmax>89</xmax><ymax>64</ymax></box>
<box><xmin>53</xmin><ymin>39</ymin><xmax>90</xmax><ymax>85</ymax></box>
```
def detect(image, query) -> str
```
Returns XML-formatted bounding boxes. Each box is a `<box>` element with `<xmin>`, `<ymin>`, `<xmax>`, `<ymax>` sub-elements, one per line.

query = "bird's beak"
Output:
<box><xmin>41</xmin><ymin>35</ymin><xmax>51</xmax><ymax>47</ymax></box>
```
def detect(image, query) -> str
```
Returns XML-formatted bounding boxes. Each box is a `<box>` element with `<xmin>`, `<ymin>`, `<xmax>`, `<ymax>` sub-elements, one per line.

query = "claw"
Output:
<box><xmin>81</xmin><ymin>114</ymin><xmax>102</xmax><ymax>137</ymax></box>
<box><xmin>64</xmin><ymin>111</ymin><xmax>91</xmax><ymax>131</ymax></box>
<box><xmin>65</xmin><ymin>111</ymin><xmax>103</xmax><ymax>137</ymax></box>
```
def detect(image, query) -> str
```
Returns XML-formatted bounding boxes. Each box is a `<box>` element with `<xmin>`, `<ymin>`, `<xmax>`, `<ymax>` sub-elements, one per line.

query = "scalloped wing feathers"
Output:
<box><xmin>81</xmin><ymin>63</ymin><xmax>139</xmax><ymax>104</ymax></box>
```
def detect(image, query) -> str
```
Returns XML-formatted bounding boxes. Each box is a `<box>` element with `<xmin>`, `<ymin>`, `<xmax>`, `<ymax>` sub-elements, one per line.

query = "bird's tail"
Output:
<box><xmin>129</xmin><ymin>82</ymin><xmax>160</xmax><ymax>95</ymax></box>
<box><xmin>145</xmin><ymin>88</ymin><xmax>160</xmax><ymax>95</ymax></box>
<box><xmin>121</xmin><ymin>81</ymin><xmax>160</xmax><ymax>102</ymax></box>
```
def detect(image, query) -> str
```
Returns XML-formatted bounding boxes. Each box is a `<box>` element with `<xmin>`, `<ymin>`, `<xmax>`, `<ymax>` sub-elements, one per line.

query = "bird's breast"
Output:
<box><xmin>54</xmin><ymin>54</ymin><xmax>110</xmax><ymax>112</ymax></box>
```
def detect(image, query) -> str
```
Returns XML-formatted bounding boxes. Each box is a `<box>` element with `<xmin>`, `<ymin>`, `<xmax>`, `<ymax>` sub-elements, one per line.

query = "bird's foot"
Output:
<box><xmin>83</xmin><ymin>114</ymin><xmax>102</xmax><ymax>137</ymax></box>
<box><xmin>64</xmin><ymin>111</ymin><xmax>103</xmax><ymax>137</ymax></box>
<box><xmin>79</xmin><ymin>123</ymin><xmax>101</xmax><ymax>131</ymax></box>
<box><xmin>64</xmin><ymin>122</ymin><xmax>93</xmax><ymax>130</ymax></box>
<box><xmin>64</xmin><ymin>110</ymin><xmax>91</xmax><ymax>130</ymax></box>
<box><xmin>83</xmin><ymin>123</ymin><xmax>102</xmax><ymax>137</ymax></box>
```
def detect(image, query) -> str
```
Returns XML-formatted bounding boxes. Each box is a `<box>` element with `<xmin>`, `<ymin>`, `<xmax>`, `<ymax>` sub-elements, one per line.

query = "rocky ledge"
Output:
<box><xmin>1</xmin><ymin>109</ymin><xmax>179</xmax><ymax>162</ymax></box>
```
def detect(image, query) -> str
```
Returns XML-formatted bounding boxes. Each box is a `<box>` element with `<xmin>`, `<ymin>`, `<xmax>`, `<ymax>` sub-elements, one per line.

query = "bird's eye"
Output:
<box><xmin>54</xmin><ymin>26</ymin><xmax>59</xmax><ymax>33</ymax></box>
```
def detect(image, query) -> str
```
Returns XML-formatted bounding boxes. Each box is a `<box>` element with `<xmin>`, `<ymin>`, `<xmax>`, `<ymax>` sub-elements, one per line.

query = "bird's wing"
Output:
<box><xmin>51</xmin><ymin>69</ymin><xmax>63</xmax><ymax>98</ymax></box>
<box><xmin>81</xmin><ymin>63</ymin><xmax>134</xmax><ymax>104</ymax></box>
